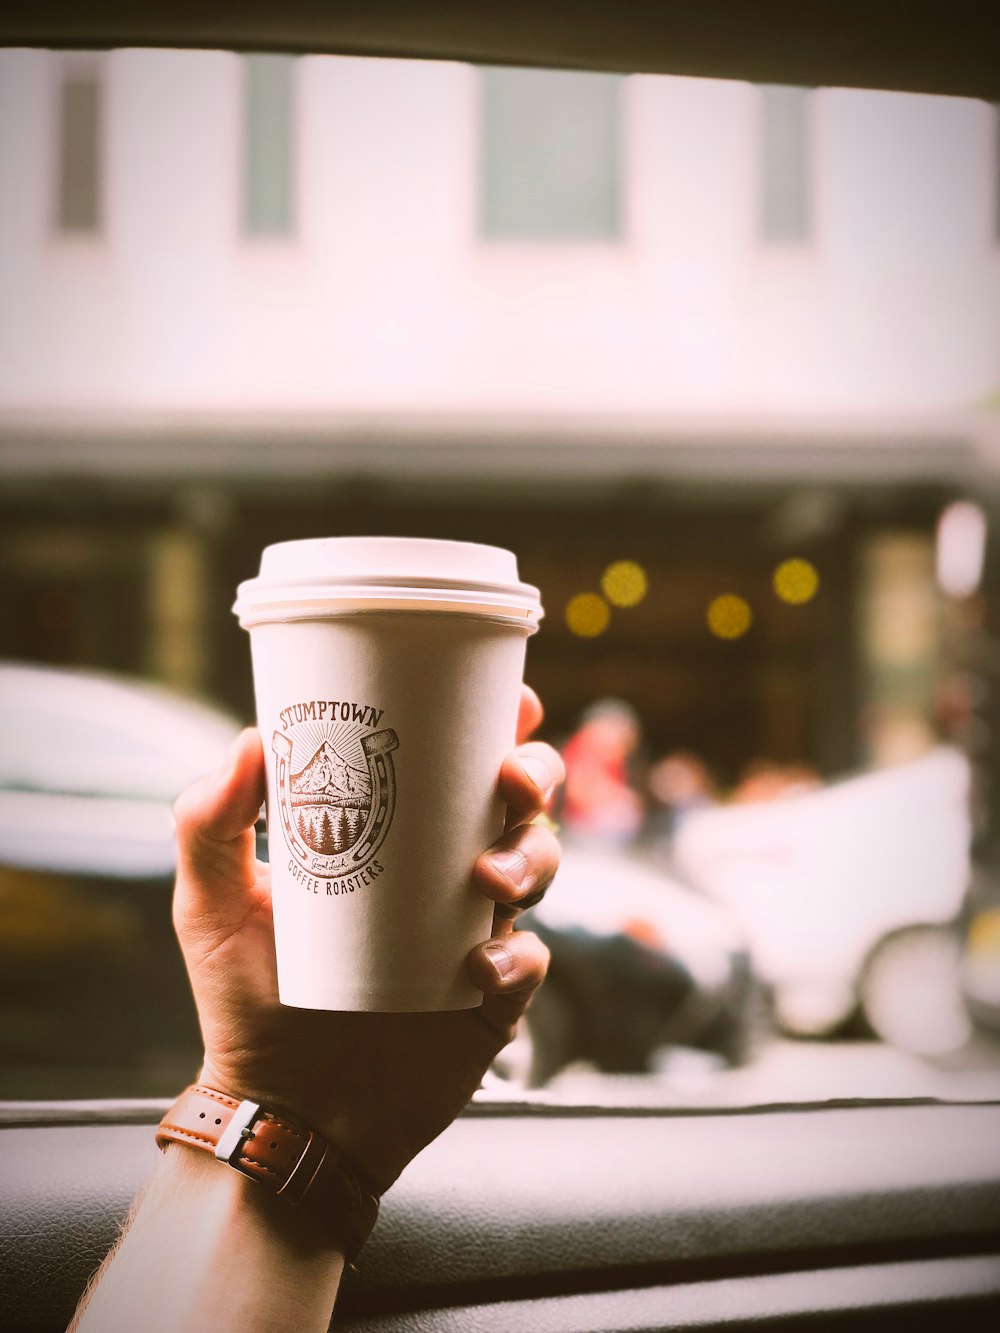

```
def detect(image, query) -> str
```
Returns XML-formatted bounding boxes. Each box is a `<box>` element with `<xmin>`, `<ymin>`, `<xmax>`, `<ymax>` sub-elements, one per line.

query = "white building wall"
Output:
<box><xmin>0</xmin><ymin>49</ymin><xmax>997</xmax><ymax>417</ymax></box>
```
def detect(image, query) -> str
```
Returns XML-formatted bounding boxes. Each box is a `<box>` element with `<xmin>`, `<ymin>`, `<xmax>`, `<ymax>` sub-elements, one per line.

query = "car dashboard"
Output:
<box><xmin>4</xmin><ymin>1097</ymin><xmax>1000</xmax><ymax>1331</ymax></box>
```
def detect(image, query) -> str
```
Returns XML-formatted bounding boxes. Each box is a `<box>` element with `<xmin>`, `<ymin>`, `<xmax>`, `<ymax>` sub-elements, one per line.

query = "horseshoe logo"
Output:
<box><xmin>272</xmin><ymin>722</ymin><xmax>399</xmax><ymax>880</ymax></box>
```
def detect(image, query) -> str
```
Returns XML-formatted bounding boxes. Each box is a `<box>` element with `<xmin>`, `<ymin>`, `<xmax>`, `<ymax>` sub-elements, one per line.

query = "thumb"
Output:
<box><xmin>173</xmin><ymin>728</ymin><xmax>266</xmax><ymax>916</ymax></box>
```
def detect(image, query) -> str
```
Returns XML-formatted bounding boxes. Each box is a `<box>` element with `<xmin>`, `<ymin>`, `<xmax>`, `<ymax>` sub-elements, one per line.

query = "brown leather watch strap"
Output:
<box><xmin>156</xmin><ymin>1085</ymin><xmax>380</xmax><ymax>1260</ymax></box>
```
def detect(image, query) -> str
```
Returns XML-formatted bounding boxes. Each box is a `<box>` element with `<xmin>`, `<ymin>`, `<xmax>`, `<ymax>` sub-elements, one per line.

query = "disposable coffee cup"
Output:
<box><xmin>233</xmin><ymin>537</ymin><xmax>543</xmax><ymax>1011</ymax></box>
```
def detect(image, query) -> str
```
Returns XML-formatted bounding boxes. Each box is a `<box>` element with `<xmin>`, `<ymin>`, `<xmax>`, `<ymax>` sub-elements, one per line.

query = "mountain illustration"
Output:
<box><xmin>291</xmin><ymin>740</ymin><xmax>371</xmax><ymax>806</ymax></box>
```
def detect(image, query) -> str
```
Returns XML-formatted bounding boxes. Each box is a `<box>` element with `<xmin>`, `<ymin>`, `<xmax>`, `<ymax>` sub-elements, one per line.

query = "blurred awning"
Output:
<box><xmin>1</xmin><ymin>1</ymin><xmax>997</xmax><ymax>101</ymax></box>
<box><xmin>1</xmin><ymin>408</ymin><xmax>998</xmax><ymax>500</ymax></box>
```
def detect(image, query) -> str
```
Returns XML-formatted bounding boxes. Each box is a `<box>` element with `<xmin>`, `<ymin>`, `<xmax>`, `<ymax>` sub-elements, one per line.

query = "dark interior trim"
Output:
<box><xmin>1</xmin><ymin>1</ymin><xmax>998</xmax><ymax>100</ymax></box>
<box><xmin>337</xmin><ymin>1257</ymin><xmax>1000</xmax><ymax>1331</ymax></box>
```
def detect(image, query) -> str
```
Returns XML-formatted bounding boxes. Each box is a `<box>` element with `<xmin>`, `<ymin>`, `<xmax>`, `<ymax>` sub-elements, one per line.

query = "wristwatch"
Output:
<box><xmin>156</xmin><ymin>1085</ymin><xmax>380</xmax><ymax>1262</ymax></box>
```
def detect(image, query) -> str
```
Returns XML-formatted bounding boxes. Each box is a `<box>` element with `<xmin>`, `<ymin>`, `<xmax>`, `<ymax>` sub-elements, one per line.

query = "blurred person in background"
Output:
<box><xmin>730</xmin><ymin>760</ymin><xmax>822</xmax><ymax>804</ymax></box>
<box><xmin>645</xmin><ymin>751</ymin><xmax>718</xmax><ymax>850</ymax></box>
<box><xmin>559</xmin><ymin>699</ymin><xmax>644</xmax><ymax>846</ymax></box>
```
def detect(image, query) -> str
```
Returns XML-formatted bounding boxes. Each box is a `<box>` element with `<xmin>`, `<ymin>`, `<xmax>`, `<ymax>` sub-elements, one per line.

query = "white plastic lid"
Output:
<box><xmin>233</xmin><ymin>537</ymin><xmax>543</xmax><ymax>630</ymax></box>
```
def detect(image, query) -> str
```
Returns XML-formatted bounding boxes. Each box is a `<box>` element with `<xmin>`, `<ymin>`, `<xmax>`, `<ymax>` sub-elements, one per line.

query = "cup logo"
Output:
<box><xmin>272</xmin><ymin>704</ymin><xmax>399</xmax><ymax>880</ymax></box>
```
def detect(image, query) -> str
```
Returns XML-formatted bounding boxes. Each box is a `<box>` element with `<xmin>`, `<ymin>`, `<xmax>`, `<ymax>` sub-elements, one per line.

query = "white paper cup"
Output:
<box><xmin>233</xmin><ymin>538</ymin><xmax>543</xmax><ymax>1011</ymax></box>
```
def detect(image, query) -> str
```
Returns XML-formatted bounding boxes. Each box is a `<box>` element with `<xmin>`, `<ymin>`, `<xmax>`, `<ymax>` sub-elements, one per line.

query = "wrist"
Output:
<box><xmin>196</xmin><ymin>1056</ymin><xmax>396</xmax><ymax>1193</ymax></box>
<box><xmin>158</xmin><ymin>1141</ymin><xmax>348</xmax><ymax>1259</ymax></box>
<box><xmin>157</xmin><ymin>1084</ymin><xmax>381</xmax><ymax>1263</ymax></box>
<box><xmin>73</xmin><ymin>1143</ymin><xmax>345</xmax><ymax>1333</ymax></box>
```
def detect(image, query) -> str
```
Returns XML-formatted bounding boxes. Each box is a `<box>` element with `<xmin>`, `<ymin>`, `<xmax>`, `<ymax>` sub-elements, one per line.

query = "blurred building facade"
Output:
<box><xmin>2</xmin><ymin>50</ymin><xmax>1000</xmax><ymax>820</ymax></box>
<box><xmin>2</xmin><ymin>51</ymin><xmax>998</xmax><ymax>414</ymax></box>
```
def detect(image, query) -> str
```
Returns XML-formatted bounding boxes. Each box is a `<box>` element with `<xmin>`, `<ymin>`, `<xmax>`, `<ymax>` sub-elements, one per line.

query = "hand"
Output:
<box><xmin>172</xmin><ymin>685</ymin><xmax>563</xmax><ymax>1194</ymax></box>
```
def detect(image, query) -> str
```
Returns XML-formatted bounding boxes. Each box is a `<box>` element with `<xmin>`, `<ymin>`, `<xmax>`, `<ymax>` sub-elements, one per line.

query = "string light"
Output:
<box><xmin>774</xmin><ymin>558</ymin><xmax>820</xmax><ymax>605</ymax></box>
<box><xmin>565</xmin><ymin>592</ymin><xmax>611</xmax><ymax>638</ymax></box>
<box><xmin>601</xmin><ymin>560</ymin><xmax>648</xmax><ymax>608</ymax></box>
<box><xmin>707</xmin><ymin>594</ymin><xmax>752</xmax><ymax>639</ymax></box>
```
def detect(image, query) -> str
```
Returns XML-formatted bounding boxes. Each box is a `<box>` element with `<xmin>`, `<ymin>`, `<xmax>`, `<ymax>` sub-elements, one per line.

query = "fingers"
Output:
<box><xmin>515</xmin><ymin>685</ymin><xmax>544</xmax><ymax>745</ymax></box>
<box><xmin>468</xmin><ymin>929</ymin><xmax>551</xmax><ymax>1038</ymax></box>
<box><xmin>473</xmin><ymin>822</ymin><xmax>560</xmax><ymax>920</ymax></box>
<box><xmin>500</xmin><ymin>740</ymin><xmax>565</xmax><ymax>830</ymax></box>
<box><xmin>173</xmin><ymin>728</ymin><xmax>266</xmax><ymax>911</ymax></box>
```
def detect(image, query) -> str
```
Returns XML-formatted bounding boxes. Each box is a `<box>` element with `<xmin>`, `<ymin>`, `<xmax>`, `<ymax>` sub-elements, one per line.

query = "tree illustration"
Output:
<box><xmin>331</xmin><ymin>808</ymin><xmax>347</xmax><ymax>853</ymax></box>
<box><xmin>344</xmin><ymin>808</ymin><xmax>361</xmax><ymax>845</ymax></box>
<box><xmin>317</xmin><ymin>808</ymin><xmax>336</xmax><ymax>855</ymax></box>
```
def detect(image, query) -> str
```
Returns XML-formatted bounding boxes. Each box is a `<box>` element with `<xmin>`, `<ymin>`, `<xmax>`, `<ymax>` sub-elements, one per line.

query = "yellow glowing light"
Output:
<box><xmin>566</xmin><ymin>593</ymin><xmax>611</xmax><ymax>638</ymax></box>
<box><xmin>601</xmin><ymin>560</ymin><xmax>648</xmax><ymax>608</ymax></box>
<box><xmin>774</xmin><ymin>558</ymin><xmax>820</xmax><ymax>605</ymax></box>
<box><xmin>707</xmin><ymin>594</ymin><xmax>753</xmax><ymax>640</ymax></box>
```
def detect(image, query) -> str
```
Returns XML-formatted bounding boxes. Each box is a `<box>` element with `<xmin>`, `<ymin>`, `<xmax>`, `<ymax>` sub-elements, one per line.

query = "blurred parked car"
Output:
<box><xmin>0</xmin><ymin>661</ymin><xmax>242</xmax><ymax>1096</ymax></box>
<box><xmin>0</xmin><ymin>660</ymin><xmax>242</xmax><ymax>879</ymax></box>
<box><xmin>510</xmin><ymin>844</ymin><xmax>758</xmax><ymax>1087</ymax></box>
<box><xmin>673</xmin><ymin>748</ymin><xmax>973</xmax><ymax>1056</ymax></box>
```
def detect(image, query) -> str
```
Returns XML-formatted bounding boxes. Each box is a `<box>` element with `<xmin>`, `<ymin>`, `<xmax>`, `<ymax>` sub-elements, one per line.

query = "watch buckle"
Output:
<box><xmin>214</xmin><ymin>1099</ymin><xmax>262</xmax><ymax>1165</ymax></box>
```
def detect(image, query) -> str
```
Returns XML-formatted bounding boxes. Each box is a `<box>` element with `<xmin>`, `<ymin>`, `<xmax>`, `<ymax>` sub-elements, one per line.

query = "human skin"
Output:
<box><xmin>70</xmin><ymin>685</ymin><xmax>564</xmax><ymax>1333</ymax></box>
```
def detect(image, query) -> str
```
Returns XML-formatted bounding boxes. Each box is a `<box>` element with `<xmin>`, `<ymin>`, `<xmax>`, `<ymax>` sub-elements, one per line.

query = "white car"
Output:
<box><xmin>672</xmin><ymin>748</ymin><xmax>973</xmax><ymax>1055</ymax></box>
<box><xmin>0</xmin><ymin>661</ymin><xmax>242</xmax><ymax>879</ymax></box>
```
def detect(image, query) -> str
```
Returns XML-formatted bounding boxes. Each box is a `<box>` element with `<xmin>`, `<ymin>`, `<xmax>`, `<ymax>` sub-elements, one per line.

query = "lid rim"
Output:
<box><xmin>235</xmin><ymin>602</ymin><xmax>540</xmax><ymax>633</ymax></box>
<box><xmin>235</xmin><ymin>538</ymin><xmax>543</xmax><ymax>628</ymax></box>
<box><xmin>238</xmin><ymin>574</ymin><xmax>535</xmax><ymax>596</ymax></box>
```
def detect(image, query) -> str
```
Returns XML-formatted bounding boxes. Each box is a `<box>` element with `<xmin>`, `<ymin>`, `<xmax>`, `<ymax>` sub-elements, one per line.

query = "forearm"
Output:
<box><xmin>70</xmin><ymin>1146</ymin><xmax>345</xmax><ymax>1333</ymax></box>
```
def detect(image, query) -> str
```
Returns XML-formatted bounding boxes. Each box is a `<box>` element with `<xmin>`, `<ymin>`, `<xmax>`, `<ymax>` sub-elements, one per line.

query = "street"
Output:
<box><xmin>482</xmin><ymin>1031</ymin><xmax>1000</xmax><ymax>1109</ymax></box>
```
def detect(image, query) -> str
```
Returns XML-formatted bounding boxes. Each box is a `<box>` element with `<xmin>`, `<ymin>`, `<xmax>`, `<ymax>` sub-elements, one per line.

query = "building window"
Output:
<box><xmin>242</xmin><ymin>54</ymin><xmax>295</xmax><ymax>237</ymax></box>
<box><xmin>759</xmin><ymin>85</ymin><xmax>813</xmax><ymax>244</ymax></box>
<box><xmin>480</xmin><ymin>66</ymin><xmax>622</xmax><ymax>241</ymax></box>
<box><xmin>55</xmin><ymin>58</ymin><xmax>103</xmax><ymax>234</ymax></box>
